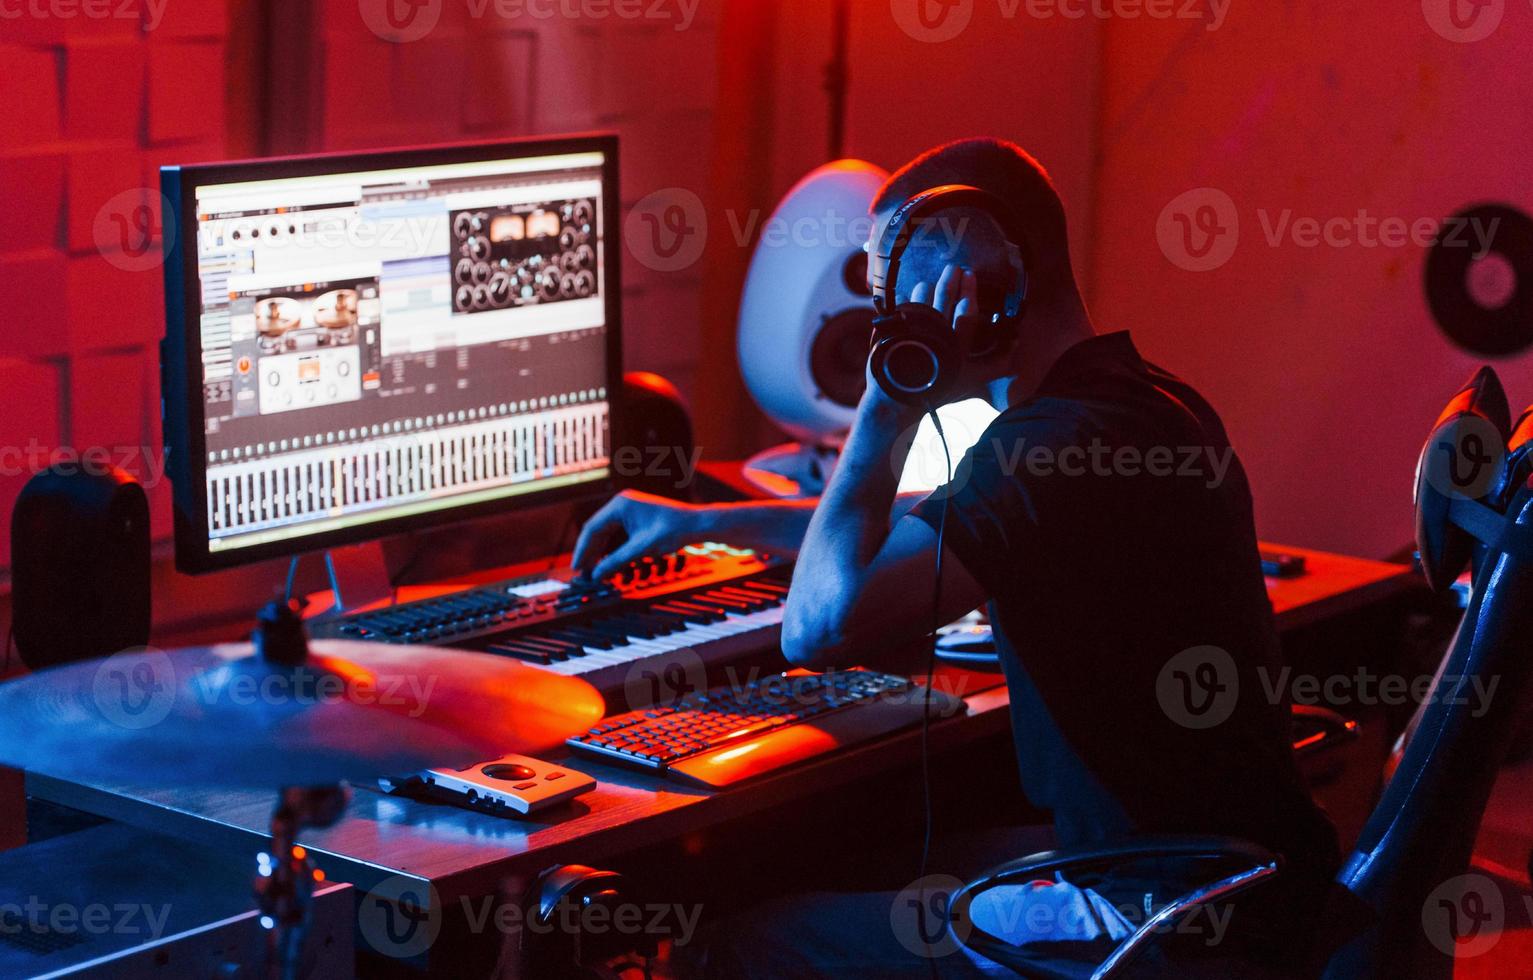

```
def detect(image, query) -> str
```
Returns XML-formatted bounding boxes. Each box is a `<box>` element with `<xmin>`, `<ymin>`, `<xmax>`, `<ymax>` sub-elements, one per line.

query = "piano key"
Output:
<box><xmin>719</xmin><ymin>585</ymin><xmax>783</xmax><ymax>604</ymax></box>
<box><xmin>578</xmin><ymin>620</ymin><xmax>638</xmax><ymax>644</ymax></box>
<box><xmin>548</xmin><ymin>627</ymin><xmax>616</xmax><ymax>650</ymax></box>
<box><xmin>693</xmin><ymin>591</ymin><xmax>755</xmax><ymax>611</ymax></box>
<box><xmin>599</xmin><ymin>615</ymin><xmax>662</xmax><ymax>640</ymax></box>
<box><xmin>712</xmin><ymin>589</ymin><xmax>773</xmax><ymax>610</ymax></box>
<box><xmin>743</xmin><ymin>579</ymin><xmax>790</xmax><ymax>595</ymax></box>
<box><xmin>485</xmin><ymin>642</ymin><xmax>554</xmax><ymax>664</ymax></box>
<box><xmin>660</xmin><ymin>597</ymin><xmax>728</xmax><ymax>617</ymax></box>
<box><xmin>511</xmin><ymin>635</ymin><xmax>576</xmax><ymax>659</ymax></box>
<box><xmin>627</xmin><ymin>611</ymin><xmax>688</xmax><ymax>634</ymax></box>
<box><xmin>651</xmin><ymin>603</ymin><xmax>720</xmax><ymax>625</ymax></box>
<box><xmin>662</xmin><ymin>598</ymin><xmax>730</xmax><ymax>619</ymax></box>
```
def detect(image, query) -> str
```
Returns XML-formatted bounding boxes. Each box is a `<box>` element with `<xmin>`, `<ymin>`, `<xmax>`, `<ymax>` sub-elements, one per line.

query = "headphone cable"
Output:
<box><xmin>918</xmin><ymin>404</ymin><xmax>953</xmax><ymax>974</ymax></box>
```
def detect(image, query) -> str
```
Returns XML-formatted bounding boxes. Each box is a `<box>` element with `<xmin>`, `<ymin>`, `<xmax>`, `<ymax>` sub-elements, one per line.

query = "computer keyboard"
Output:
<box><xmin>566</xmin><ymin>669</ymin><xmax>966</xmax><ymax>788</ymax></box>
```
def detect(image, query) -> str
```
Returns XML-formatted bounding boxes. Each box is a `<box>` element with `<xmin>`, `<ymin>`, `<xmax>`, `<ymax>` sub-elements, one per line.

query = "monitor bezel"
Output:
<box><xmin>161</xmin><ymin>133</ymin><xmax>623</xmax><ymax>575</ymax></box>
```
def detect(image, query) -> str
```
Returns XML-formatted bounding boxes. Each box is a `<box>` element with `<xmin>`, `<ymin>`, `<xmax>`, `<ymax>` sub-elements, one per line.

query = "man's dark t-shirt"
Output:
<box><xmin>913</xmin><ymin>331</ymin><xmax>1339</xmax><ymax>883</ymax></box>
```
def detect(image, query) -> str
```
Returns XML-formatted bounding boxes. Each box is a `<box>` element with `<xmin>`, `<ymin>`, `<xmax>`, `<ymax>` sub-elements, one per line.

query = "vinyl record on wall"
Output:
<box><xmin>1425</xmin><ymin>203</ymin><xmax>1533</xmax><ymax>357</ymax></box>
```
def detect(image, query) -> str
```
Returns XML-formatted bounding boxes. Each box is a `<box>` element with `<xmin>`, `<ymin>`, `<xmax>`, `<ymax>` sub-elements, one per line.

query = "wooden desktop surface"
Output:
<box><xmin>27</xmin><ymin>543</ymin><xmax>1415</xmax><ymax>905</ymax></box>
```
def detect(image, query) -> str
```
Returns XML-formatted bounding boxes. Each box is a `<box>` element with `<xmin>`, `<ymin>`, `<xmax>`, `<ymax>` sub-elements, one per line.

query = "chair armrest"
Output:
<box><xmin>1291</xmin><ymin>704</ymin><xmax>1360</xmax><ymax>757</ymax></box>
<box><xmin>1092</xmin><ymin>855</ymin><xmax>1279</xmax><ymax>978</ymax></box>
<box><xmin>950</xmin><ymin>835</ymin><xmax>1282</xmax><ymax>979</ymax></box>
<box><xmin>956</xmin><ymin>834</ymin><xmax>1276</xmax><ymax>885</ymax></box>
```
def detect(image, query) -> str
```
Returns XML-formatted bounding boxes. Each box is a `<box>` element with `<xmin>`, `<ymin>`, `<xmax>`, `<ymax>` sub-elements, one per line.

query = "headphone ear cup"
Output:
<box><xmin>870</xmin><ymin>303</ymin><xmax>960</xmax><ymax>405</ymax></box>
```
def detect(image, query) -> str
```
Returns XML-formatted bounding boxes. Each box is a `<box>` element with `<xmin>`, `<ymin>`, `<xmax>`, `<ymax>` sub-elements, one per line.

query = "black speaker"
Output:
<box><xmin>11</xmin><ymin>465</ymin><xmax>151</xmax><ymax>670</ymax></box>
<box><xmin>614</xmin><ymin>371</ymin><xmax>696</xmax><ymax>500</ymax></box>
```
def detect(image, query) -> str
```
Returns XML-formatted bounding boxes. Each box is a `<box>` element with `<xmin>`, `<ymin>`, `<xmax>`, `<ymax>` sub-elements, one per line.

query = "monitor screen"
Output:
<box><xmin>897</xmin><ymin>397</ymin><xmax>1001</xmax><ymax>495</ymax></box>
<box><xmin>161</xmin><ymin>136</ymin><xmax>620</xmax><ymax>572</ymax></box>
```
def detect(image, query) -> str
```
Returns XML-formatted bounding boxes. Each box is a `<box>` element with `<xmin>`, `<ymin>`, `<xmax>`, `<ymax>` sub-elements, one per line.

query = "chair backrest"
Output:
<box><xmin>1325</xmin><ymin>367</ymin><xmax>1532</xmax><ymax>978</ymax></box>
<box><xmin>1412</xmin><ymin>366</ymin><xmax>1509</xmax><ymax>591</ymax></box>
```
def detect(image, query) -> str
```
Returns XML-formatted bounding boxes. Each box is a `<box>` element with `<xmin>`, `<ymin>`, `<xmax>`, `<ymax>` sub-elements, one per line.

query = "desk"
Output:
<box><xmin>1256</xmin><ymin>544</ymin><xmax>1418</xmax><ymax>633</ymax></box>
<box><xmin>26</xmin><ymin>544</ymin><xmax>1415</xmax><ymax>959</ymax></box>
<box><xmin>28</xmin><ymin>676</ymin><xmax>1014</xmax><ymax>905</ymax></box>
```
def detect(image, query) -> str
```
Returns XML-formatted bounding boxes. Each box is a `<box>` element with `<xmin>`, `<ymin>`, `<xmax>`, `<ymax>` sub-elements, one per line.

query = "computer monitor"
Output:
<box><xmin>161</xmin><ymin>135</ymin><xmax>621</xmax><ymax>573</ymax></box>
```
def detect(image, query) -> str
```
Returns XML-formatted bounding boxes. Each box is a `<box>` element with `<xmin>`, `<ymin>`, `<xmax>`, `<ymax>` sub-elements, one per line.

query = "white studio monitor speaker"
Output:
<box><xmin>737</xmin><ymin>160</ymin><xmax>889</xmax><ymax>496</ymax></box>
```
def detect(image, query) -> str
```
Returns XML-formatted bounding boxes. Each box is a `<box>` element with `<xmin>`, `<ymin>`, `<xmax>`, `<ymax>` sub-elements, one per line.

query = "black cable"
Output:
<box><xmin>918</xmin><ymin>404</ymin><xmax>953</xmax><ymax>974</ymax></box>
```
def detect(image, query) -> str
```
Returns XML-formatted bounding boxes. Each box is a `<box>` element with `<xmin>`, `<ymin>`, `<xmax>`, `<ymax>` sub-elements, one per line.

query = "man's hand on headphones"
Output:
<box><xmin>928</xmin><ymin>262</ymin><xmax>1023</xmax><ymax>399</ymax></box>
<box><xmin>910</xmin><ymin>262</ymin><xmax>980</xmax><ymax>348</ymax></box>
<box><xmin>918</xmin><ymin>263</ymin><xmax>1002</xmax><ymax>399</ymax></box>
<box><xmin>863</xmin><ymin>262</ymin><xmax>999</xmax><ymax>413</ymax></box>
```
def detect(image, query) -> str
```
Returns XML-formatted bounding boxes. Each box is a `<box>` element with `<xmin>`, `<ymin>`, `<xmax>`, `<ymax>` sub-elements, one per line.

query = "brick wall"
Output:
<box><xmin>0</xmin><ymin>1</ymin><xmax>725</xmax><ymax>575</ymax></box>
<box><xmin>0</xmin><ymin>1</ymin><xmax>231</xmax><ymax>563</ymax></box>
<box><xmin>313</xmin><ymin>0</ymin><xmax>723</xmax><ymax>417</ymax></box>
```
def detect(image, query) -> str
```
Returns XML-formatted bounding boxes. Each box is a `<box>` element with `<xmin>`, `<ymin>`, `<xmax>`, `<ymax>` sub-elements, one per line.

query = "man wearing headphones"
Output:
<box><xmin>575</xmin><ymin>138</ymin><xmax>1337</xmax><ymax>976</ymax></box>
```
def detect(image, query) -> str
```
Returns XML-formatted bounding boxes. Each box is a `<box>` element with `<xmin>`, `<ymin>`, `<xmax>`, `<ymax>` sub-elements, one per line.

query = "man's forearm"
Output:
<box><xmin>810</xmin><ymin>401</ymin><xmax>913</xmax><ymax>562</ymax></box>
<box><xmin>785</xmin><ymin>397</ymin><xmax>923</xmax><ymax>661</ymax></box>
<box><xmin>695</xmin><ymin>498</ymin><xmax>818</xmax><ymax>557</ymax></box>
<box><xmin>684</xmin><ymin>483</ymin><xmax>927</xmax><ymax>560</ymax></box>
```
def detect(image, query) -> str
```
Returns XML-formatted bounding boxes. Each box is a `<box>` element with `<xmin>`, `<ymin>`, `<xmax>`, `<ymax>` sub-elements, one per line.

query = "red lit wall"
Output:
<box><xmin>842</xmin><ymin>3</ymin><xmax>1101</xmax><ymax>291</ymax></box>
<box><xmin>1091</xmin><ymin>7</ymin><xmax>1533</xmax><ymax>557</ymax></box>
<box><xmin>0</xmin><ymin>3</ymin><xmax>731</xmax><ymax>630</ymax></box>
<box><xmin>749</xmin><ymin>3</ymin><xmax>1101</xmax><ymax>310</ymax></box>
<box><xmin>771</xmin><ymin>3</ymin><xmax>1533</xmax><ymax>560</ymax></box>
<box><xmin>0</xmin><ymin>4</ymin><xmax>232</xmax><ymax>562</ymax></box>
<box><xmin>721</xmin><ymin>1</ymin><xmax>1102</xmax><ymax>455</ymax></box>
<box><xmin>6</xmin><ymin>1</ymin><xmax>1522</xmax><ymax>585</ymax></box>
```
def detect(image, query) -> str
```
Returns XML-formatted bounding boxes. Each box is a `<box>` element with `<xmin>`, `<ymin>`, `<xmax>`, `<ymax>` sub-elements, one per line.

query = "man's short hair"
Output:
<box><xmin>872</xmin><ymin>138</ymin><xmax>1075</xmax><ymax>304</ymax></box>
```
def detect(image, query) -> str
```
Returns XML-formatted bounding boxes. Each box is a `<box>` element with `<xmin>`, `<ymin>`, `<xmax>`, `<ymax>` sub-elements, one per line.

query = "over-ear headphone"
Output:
<box><xmin>512</xmin><ymin>864</ymin><xmax>658</xmax><ymax>979</ymax></box>
<box><xmin>868</xmin><ymin>184</ymin><xmax>1029</xmax><ymax>405</ymax></box>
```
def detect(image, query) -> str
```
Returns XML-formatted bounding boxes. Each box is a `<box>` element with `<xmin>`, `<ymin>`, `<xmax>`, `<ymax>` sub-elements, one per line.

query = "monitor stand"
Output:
<box><xmin>287</xmin><ymin>541</ymin><xmax>394</xmax><ymax>620</ymax></box>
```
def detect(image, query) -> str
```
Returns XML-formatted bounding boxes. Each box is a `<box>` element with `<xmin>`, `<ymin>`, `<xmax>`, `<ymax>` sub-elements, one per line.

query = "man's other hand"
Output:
<box><xmin>572</xmin><ymin>490</ymin><xmax>703</xmax><ymax>582</ymax></box>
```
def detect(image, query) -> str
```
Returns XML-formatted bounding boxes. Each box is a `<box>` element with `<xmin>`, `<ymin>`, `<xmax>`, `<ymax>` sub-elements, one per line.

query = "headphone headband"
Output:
<box><xmin>870</xmin><ymin>184</ymin><xmax>1029</xmax><ymax>321</ymax></box>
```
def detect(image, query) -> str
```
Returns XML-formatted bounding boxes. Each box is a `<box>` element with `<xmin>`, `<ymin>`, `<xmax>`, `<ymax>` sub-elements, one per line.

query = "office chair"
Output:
<box><xmin>951</xmin><ymin>366</ymin><xmax>1532</xmax><ymax>978</ymax></box>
